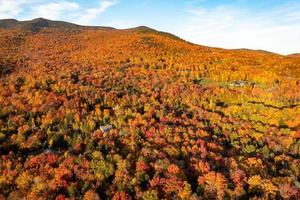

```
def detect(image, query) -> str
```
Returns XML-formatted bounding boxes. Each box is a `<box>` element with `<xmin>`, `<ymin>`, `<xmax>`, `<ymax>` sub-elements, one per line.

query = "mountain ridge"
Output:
<box><xmin>0</xmin><ymin>18</ymin><xmax>298</xmax><ymax>56</ymax></box>
<box><xmin>0</xmin><ymin>18</ymin><xmax>114</xmax><ymax>32</ymax></box>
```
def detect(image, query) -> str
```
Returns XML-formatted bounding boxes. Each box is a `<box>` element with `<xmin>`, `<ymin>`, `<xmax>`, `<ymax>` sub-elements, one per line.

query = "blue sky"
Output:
<box><xmin>1</xmin><ymin>0</ymin><xmax>300</xmax><ymax>54</ymax></box>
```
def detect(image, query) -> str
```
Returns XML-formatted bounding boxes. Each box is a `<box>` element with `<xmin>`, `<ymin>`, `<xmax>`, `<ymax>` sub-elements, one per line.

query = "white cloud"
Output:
<box><xmin>76</xmin><ymin>0</ymin><xmax>117</xmax><ymax>25</ymax></box>
<box><xmin>0</xmin><ymin>0</ymin><xmax>31</xmax><ymax>18</ymax></box>
<box><xmin>0</xmin><ymin>0</ymin><xmax>116</xmax><ymax>24</ymax></box>
<box><xmin>174</xmin><ymin>3</ymin><xmax>300</xmax><ymax>55</ymax></box>
<box><xmin>105</xmin><ymin>19</ymin><xmax>139</xmax><ymax>29</ymax></box>
<box><xmin>29</xmin><ymin>1</ymin><xmax>79</xmax><ymax>20</ymax></box>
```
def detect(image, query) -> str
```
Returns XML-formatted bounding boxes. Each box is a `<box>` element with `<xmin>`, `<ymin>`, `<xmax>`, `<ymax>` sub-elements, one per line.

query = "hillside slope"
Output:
<box><xmin>0</xmin><ymin>19</ymin><xmax>300</xmax><ymax>199</ymax></box>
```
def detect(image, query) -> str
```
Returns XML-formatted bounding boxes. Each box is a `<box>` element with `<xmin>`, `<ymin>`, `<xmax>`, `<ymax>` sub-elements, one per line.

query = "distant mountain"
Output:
<box><xmin>288</xmin><ymin>53</ymin><xmax>300</xmax><ymax>57</ymax></box>
<box><xmin>0</xmin><ymin>18</ymin><xmax>78</xmax><ymax>31</ymax></box>
<box><xmin>233</xmin><ymin>48</ymin><xmax>282</xmax><ymax>56</ymax></box>
<box><xmin>1</xmin><ymin>18</ymin><xmax>298</xmax><ymax>56</ymax></box>
<box><xmin>0</xmin><ymin>18</ymin><xmax>183</xmax><ymax>41</ymax></box>
<box><xmin>0</xmin><ymin>18</ymin><xmax>115</xmax><ymax>32</ymax></box>
<box><xmin>127</xmin><ymin>26</ymin><xmax>183</xmax><ymax>41</ymax></box>
<box><xmin>0</xmin><ymin>19</ymin><xmax>20</xmax><ymax>28</ymax></box>
<box><xmin>1</xmin><ymin>18</ymin><xmax>299</xmax><ymax>60</ymax></box>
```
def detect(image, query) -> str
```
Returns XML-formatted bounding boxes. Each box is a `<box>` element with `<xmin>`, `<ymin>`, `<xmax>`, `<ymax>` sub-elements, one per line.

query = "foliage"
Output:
<box><xmin>0</xmin><ymin>24</ymin><xmax>299</xmax><ymax>199</ymax></box>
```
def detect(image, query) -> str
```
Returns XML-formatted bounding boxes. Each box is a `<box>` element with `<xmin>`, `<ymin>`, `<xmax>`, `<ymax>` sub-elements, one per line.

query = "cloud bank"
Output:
<box><xmin>174</xmin><ymin>2</ymin><xmax>300</xmax><ymax>55</ymax></box>
<box><xmin>30</xmin><ymin>1</ymin><xmax>79</xmax><ymax>20</ymax></box>
<box><xmin>0</xmin><ymin>0</ymin><xmax>29</xmax><ymax>18</ymax></box>
<box><xmin>0</xmin><ymin>0</ymin><xmax>117</xmax><ymax>25</ymax></box>
<box><xmin>77</xmin><ymin>0</ymin><xmax>117</xmax><ymax>25</ymax></box>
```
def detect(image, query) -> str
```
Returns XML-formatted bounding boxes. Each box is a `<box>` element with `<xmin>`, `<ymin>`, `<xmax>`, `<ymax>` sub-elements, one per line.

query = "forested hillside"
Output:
<box><xmin>0</xmin><ymin>18</ymin><xmax>299</xmax><ymax>200</ymax></box>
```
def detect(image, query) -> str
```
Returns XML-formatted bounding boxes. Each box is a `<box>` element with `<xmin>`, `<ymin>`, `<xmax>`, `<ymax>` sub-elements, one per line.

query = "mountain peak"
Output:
<box><xmin>0</xmin><ymin>18</ymin><xmax>182</xmax><ymax>41</ymax></box>
<box><xmin>32</xmin><ymin>17</ymin><xmax>47</xmax><ymax>21</ymax></box>
<box><xmin>132</xmin><ymin>26</ymin><xmax>157</xmax><ymax>32</ymax></box>
<box><xmin>0</xmin><ymin>19</ymin><xmax>20</xmax><ymax>28</ymax></box>
<box><xmin>128</xmin><ymin>26</ymin><xmax>182</xmax><ymax>41</ymax></box>
<box><xmin>0</xmin><ymin>18</ymin><xmax>82</xmax><ymax>32</ymax></box>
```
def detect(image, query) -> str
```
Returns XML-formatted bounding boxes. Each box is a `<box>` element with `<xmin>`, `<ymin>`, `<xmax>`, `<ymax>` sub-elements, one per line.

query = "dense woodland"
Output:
<box><xmin>0</xmin><ymin>19</ymin><xmax>300</xmax><ymax>199</ymax></box>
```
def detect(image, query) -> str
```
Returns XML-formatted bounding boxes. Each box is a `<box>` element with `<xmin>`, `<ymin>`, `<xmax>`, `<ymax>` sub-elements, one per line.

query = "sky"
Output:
<box><xmin>0</xmin><ymin>0</ymin><xmax>300</xmax><ymax>55</ymax></box>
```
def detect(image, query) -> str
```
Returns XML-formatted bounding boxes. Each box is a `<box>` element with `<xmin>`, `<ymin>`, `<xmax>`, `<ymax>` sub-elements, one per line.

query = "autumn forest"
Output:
<box><xmin>0</xmin><ymin>18</ymin><xmax>300</xmax><ymax>200</ymax></box>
